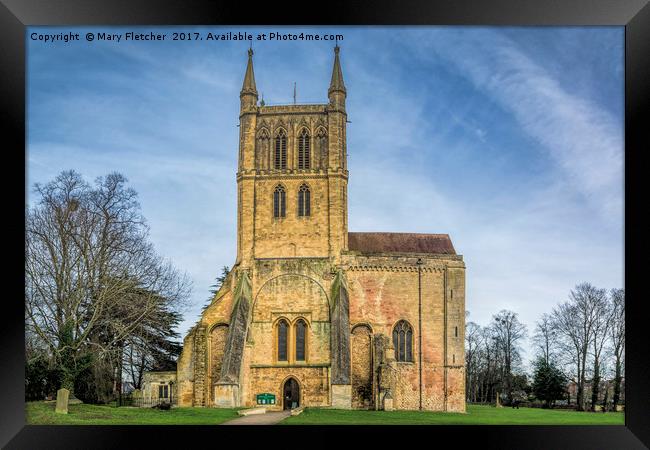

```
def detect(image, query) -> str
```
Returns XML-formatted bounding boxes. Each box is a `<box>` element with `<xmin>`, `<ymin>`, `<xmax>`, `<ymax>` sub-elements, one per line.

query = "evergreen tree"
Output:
<box><xmin>202</xmin><ymin>266</ymin><xmax>230</xmax><ymax>311</ymax></box>
<box><xmin>532</xmin><ymin>357</ymin><xmax>567</xmax><ymax>408</ymax></box>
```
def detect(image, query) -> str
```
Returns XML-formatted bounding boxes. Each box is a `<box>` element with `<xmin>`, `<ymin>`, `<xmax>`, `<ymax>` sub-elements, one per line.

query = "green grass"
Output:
<box><xmin>26</xmin><ymin>401</ymin><xmax>240</xmax><ymax>425</ymax></box>
<box><xmin>280</xmin><ymin>404</ymin><xmax>625</xmax><ymax>425</ymax></box>
<box><xmin>26</xmin><ymin>402</ymin><xmax>625</xmax><ymax>425</ymax></box>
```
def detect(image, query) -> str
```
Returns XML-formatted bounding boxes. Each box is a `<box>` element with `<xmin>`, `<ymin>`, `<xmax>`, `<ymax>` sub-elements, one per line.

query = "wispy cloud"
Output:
<box><xmin>410</xmin><ymin>29</ymin><xmax>623</xmax><ymax>222</ymax></box>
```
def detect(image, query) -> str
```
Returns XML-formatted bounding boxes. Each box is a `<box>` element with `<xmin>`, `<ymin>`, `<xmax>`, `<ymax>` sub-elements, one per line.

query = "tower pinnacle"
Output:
<box><xmin>241</xmin><ymin>48</ymin><xmax>258</xmax><ymax>98</ymax></box>
<box><xmin>328</xmin><ymin>44</ymin><xmax>346</xmax><ymax>96</ymax></box>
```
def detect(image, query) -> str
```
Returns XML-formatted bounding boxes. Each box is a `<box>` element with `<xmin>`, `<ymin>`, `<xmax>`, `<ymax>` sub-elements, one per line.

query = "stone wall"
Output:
<box><xmin>176</xmin><ymin>329</ymin><xmax>195</xmax><ymax>407</ymax></box>
<box><xmin>208</xmin><ymin>324</ymin><xmax>229</xmax><ymax>404</ymax></box>
<box><xmin>192</xmin><ymin>324</ymin><xmax>208</xmax><ymax>406</ymax></box>
<box><xmin>247</xmin><ymin>366</ymin><xmax>330</xmax><ymax>409</ymax></box>
<box><xmin>251</xmin><ymin>176</ymin><xmax>332</xmax><ymax>259</ymax></box>
<box><xmin>350</xmin><ymin>324</ymin><xmax>373</xmax><ymax>409</ymax></box>
<box><xmin>343</xmin><ymin>252</ymin><xmax>466</xmax><ymax>411</ymax></box>
<box><xmin>177</xmin><ymin>252</ymin><xmax>464</xmax><ymax>412</ymax></box>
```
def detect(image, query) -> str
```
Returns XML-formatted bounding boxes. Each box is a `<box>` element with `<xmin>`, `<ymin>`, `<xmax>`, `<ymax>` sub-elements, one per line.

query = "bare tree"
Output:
<box><xmin>26</xmin><ymin>170</ymin><xmax>190</xmax><ymax>396</ymax></box>
<box><xmin>588</xmin><ymin>288</ymin><xmax>611</xmax><ymax>411</ymax></box>
<box><xmin>465</xmin><ymin>321</ymin><xmax>482</xmax><ymax>402</ymax></box>
<box><xmin>490</xmin><ymin>310</ymin><xmax>527</xmax><ymax>404</ymax></box>
<box><xmin>608</xmin><ymin>288</ymin><xmax>625</xmax><ymax>411</ymax></box>
<box><xmin>550</xmin><ymin>283</ymin><xmax>602</xmax><ymax>411</ymax></box>
<box><xmin>533</xmin><ymin>313</ymin><xmax>556</xmax><ymax>365</ymax></box>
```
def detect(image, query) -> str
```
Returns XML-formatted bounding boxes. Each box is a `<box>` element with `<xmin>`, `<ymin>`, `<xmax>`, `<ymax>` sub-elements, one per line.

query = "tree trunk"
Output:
<box><xmin>577</xmin><ymin>353</ymin><xmax>587</xmax><ymax>411</ymax></box>
<box><xmin>612</xmin><ymin>357</ymin><xmax>622</xmax><ymax>411</ymax></box>
<box><xmin>591</xmin><ymin>359</ymin><xmax>600</xmax><ymax>412</ymax></box>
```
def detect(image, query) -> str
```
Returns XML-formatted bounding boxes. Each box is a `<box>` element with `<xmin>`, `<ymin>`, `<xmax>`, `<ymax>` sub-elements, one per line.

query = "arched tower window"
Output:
<box><xmin>277</xmin><ymin>319</ymin><xmax>289</xmax><ymax>361</ymax></box>
<box><xmin>274</xmin><ymin>129</ymin><xmax>287</xmax><ymax>169</ymax></box>
<box><xmin>297</xmin><ymin>184</ymin><xmax>310</xmax><ymax>217</ymax></box>
<box><xmin>273</xmin><ymin>185</ymin><xmax>286</xmax><ymax>218</ymax></box>
<box><xmin>297</xmin><ymin>128</ymin><xmax>310</xmax><ymax>169</ymax></box>
<box><xmin>392</xmin><ymin>320</ymin><xmax>414</xmax><ymax>362</ymax></box>
<box><xmin>295</xmin><ymin>319</ymin><xmax>307</xmax><ymax>361</ymax></box>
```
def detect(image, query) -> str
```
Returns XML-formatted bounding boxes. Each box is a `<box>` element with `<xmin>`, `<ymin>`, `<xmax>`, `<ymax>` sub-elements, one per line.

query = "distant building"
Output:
<box><xmin>141</xmin><ymin>371</ymin><xmax>177</xmax><ymax>403</ymax></box>
<box><xmin>566</xmin><ymin>378</ymin><xmax>625</xmax><ymax>409</ymax></box>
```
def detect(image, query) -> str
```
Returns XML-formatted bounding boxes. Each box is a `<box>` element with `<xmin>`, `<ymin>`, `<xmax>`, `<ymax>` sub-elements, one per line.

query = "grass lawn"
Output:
<box><xmin>280</xmin><ymin>404</ymin><xmax>625</xmax><ymax>425</ymax></box>
<box><xmin>26</xmin><ymin>401</ymin><xmax>240</xmax><ymax>425</ymax></box>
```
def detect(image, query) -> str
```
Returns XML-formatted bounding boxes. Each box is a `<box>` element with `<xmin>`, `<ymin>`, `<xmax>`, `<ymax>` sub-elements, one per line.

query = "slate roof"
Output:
<box><xmin>348</xmin><ymin>232</ymin><xmax>456</xmax><ymax>255</ymax></box>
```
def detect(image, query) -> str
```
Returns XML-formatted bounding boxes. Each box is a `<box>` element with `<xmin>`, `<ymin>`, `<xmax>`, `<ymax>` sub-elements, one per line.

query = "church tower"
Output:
<box><xmin>235</xmin><ymin>45</ymin><xmax>349</xmax><ymax>266</ymax></box>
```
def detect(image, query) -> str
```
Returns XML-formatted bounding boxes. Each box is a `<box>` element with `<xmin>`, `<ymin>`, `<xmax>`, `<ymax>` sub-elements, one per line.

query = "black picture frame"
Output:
<box><xmin>2</xmin><ymin>0</ymin><xmax>648</xmax><ymax>448</ymax></box>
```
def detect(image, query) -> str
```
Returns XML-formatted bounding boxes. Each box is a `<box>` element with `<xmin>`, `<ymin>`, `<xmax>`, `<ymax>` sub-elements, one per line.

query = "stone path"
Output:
<box><xmin>221</xmin><ymin>410</ymin><xmax>291</xmax><ymax>425</ymax></box>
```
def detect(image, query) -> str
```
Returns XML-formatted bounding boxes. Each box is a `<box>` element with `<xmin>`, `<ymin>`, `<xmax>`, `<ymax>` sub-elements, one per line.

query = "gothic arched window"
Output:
<box><xmin>273</xmin><ymin>185</ymin><xmax>286</xmax><ymax>218</ymax></box>
<box><xmin>298</xmin><ymin>128</ymin><xmax>310</xmax><ymax>169</ymax></box>
<box><xmin>297</xmin><ymin>184</ymin><xmax>310</xmax><ymax>217</ymax></box>
<box><xmin>392</xmin><ymin>320</ymin><xmax>414</xmax><ymax>362</ymax></box>
<box><xmin>295</xmin><ymin>319</ymin><xmax>307</xmax><ymax>361</ymax></box>
<box><xmin>274</xmin><ymin>129</ymin><xmax>287</xmax><ymax>169</ymax></box>
<box><xmin>277</xmin><ymin>319</ymin><xmax>289</xmax><ymax>362</ymax></box>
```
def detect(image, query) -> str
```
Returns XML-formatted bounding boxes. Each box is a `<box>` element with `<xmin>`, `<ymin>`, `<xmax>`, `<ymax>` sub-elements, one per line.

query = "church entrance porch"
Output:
<box><xmin>283</xmin><ymin>378</ymin><xmax>300</xmax><ymax>410</ymax></box>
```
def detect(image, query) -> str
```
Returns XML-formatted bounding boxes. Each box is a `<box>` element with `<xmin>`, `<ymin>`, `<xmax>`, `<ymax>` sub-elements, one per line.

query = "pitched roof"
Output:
<box><xmin>348</xmin><ymin>232</ymin><xmax>456</xmax><ymax>255</ymax></box>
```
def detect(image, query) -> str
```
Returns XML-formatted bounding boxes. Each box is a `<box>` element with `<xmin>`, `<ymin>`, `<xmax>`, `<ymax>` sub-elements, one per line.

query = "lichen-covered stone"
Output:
<box><xmin>219</xmin><ymin>271</ymin><xmax>252</xmax><ymax>384</ymax></box>
<box><xmin>330</xmin><ymin>270</ymin><xmax>351</xmax><ymax>385</ymax></box>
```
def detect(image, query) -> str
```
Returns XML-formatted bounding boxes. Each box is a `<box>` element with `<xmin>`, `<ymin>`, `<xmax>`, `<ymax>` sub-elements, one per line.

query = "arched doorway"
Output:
<box><xmin>283</xmin><ymin>378</ymin><xmax>300</xmax><ymax>410</ymax></box>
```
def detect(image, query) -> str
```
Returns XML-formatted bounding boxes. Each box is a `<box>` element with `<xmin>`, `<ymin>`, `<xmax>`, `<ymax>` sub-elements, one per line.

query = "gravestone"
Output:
<box><xmin>383</xmin><ymin>389</ymin><xmax>394</xmax><ymax>411</ymax></box>
<box><xmin>55</xmin><ymin>388</ymin><xmax>70</xmax><ymax>414</ymax></box>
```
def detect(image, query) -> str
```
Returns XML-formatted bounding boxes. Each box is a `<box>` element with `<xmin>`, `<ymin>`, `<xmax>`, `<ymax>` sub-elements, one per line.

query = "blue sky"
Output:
<box><xmin>27</xmin><ymin>26</ymin><xmax>624</xmax><ymax>368</ymax></box>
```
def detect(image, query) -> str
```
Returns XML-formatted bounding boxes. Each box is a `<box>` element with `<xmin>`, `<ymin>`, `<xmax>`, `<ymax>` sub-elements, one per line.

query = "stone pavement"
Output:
<box><xmin>221</xmin><ymin>410</ymin><xmax>291</xmax><ymax>425</ymax></box>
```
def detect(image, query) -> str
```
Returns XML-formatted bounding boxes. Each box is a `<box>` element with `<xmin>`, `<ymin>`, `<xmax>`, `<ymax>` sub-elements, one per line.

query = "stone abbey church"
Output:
<box><xmin>151</xmin><ymin>46</ymin><xmax>466</xmax><ymax>412</ymax></box>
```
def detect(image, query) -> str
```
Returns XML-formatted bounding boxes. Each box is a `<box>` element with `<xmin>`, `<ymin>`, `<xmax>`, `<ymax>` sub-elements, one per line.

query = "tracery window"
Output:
<box><xmin>295</xmin><ymin>319</ymin><xmax>307</xmax><ymax>361</ymax></box>
<box><xmin>273</xmin><ymin>185</ymin><xmax>286</xmax><ymax>218</ymax></box>
<box><xmin>274</xmin><ymin>129</ymin><xmax>287</xmax><ymax>169</ymax></box>
<box><xmin>297</xmin><ymin>184</ymin><xmax>310</xmax><ymax>217</ymax></box>
<box><xmin>277</xmin><ymin>319</ymin><xmax>289</xmax><ymax>361</ymax></box>
<box><xmin>297</xmin><ymin>128</ymin><xmax>310</xmax><ymax>169</ymax></box>
<box><xmin>392</xmin><ymin>320</ymin><xmax>414</xmax><ymax>362</ymax></box>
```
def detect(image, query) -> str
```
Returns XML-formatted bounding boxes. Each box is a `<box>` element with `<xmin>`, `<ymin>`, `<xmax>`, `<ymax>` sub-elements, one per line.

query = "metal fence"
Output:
<box><xmin>118</xmin><ymin>395</ymin><xmax>178</xmax><ymax>408</ymax></box>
